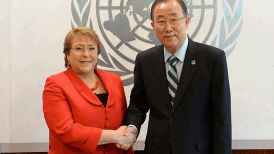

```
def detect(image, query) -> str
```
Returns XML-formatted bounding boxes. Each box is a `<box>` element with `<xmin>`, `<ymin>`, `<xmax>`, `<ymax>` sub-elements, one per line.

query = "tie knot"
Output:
<box><xmin>169</xmin><ymin>55</ymin><xmax>178</xmax><ymax>66</ymax></box>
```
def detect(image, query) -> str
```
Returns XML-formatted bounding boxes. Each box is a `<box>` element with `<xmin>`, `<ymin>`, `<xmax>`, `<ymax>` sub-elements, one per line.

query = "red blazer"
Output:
<box><xmin>43</xmin><ymin>67</ymin><xmax>133</xmax><ymax>154</ymax></box>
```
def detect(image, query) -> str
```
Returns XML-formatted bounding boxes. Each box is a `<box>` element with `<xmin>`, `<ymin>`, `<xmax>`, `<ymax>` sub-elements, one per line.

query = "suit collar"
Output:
<box><xmin>186</xmin><ymin>38</ymin><xmax>199</xmax><ymax>55</ymax></box>
<box><xmin>64</xmin><ymin>67</ymin><xmax>114</xmax><ymax>107</ymax></box>
<box><xmin>152</xmin><ymin>45</ymin><xmax>165</xmax><ymax>60</ymax></box>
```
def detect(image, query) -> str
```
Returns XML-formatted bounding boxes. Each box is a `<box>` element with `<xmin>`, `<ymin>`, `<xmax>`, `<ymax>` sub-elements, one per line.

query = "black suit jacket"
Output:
<box><xmin>126</xmin><ymin>38</ymin><xmax>231</xmax><ymax>154</ymax></box>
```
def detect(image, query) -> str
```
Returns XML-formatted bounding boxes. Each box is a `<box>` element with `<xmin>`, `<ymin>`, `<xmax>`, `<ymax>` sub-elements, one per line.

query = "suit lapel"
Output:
<box><xmin>152</xmin><ymin>45</ymin><xmax>172</xmax><ymax>110</ymax></box>
<box><xmin>171</xmin><ymin>39</ymin><xmax>201</xmax><ymax>114</ymax></box>
<box><xmin>65</xmin><ymin>67</ymin><xmax>102</xmax><ymax>106</ymax></box>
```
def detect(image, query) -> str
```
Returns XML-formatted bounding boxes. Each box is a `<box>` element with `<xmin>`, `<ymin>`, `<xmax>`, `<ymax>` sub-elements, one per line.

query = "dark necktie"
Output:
<box><xmin>167</xmin><ymin>55</ymin><xmax>178</xmax><ymax>106</ymax></box>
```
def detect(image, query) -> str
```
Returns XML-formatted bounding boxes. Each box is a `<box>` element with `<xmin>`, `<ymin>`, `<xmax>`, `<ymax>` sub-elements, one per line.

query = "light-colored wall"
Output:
<box><xmin>0</xmin><ymin>0</ymin><xmax>11</xmax><ymax>144</ymax></box>
<box><xmin>0</xmin><ymin>0</ymin><xmax>273</xmax><ymax>151</ymax></box>
<box><xmin>9</xmin><ymin>0</ymin><xmax>71</xmax><ymax>143</ymax></box>
<box><xmin>229</xmin><ymin>0</ymin><xmax>274</xmax><ymax>139</ymax></box>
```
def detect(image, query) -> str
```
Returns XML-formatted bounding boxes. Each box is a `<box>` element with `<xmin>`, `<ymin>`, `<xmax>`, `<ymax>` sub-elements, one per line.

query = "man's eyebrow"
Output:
<box><xmin>156</xmin><ymin>15</ymin><xmax>165</xmax><ymax>18</ymax></box>
<box><xmin>169</xmin><ymin>13</ymin><xmax>178</xmax><ymax>16</ymax></box>
<box><xmin>156</xmin><ymin>13</ymin><xmax>178</xmax><ymax>18</ymax></box>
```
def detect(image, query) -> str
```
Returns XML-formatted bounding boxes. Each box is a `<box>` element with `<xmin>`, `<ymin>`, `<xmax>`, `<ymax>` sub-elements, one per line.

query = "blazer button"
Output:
<box><xmin>167</xmin><ymin>140</ymin><xmax>170</xmax><ymax>145</ymax></box>
<box><xmin>170</xmin><ymin>118</ymin><xmax>174</xmax><ymax>122</ymax></box>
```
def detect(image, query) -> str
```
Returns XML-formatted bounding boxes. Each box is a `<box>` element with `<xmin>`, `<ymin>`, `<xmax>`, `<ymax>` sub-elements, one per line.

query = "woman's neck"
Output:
<box><xmin>76</xmin><ymin>68</ymin><xmax>96</xmax><ymax>81</ymax></box>
<box><xmin>76</xmin><ymin>71</ymin><xmax>97</xmax><ymax>88</ymax></box>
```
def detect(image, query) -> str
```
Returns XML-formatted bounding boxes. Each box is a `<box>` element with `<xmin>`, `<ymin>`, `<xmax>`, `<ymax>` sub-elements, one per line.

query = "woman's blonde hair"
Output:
<box><xmin>63</xmin><ymin>26</ymin><xmax>101</xmax><ymax>68</ymax></box>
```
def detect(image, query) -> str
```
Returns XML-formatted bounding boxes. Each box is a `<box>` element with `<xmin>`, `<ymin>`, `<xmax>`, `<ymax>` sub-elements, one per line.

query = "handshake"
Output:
<box><xmin>114</xmin><ymin>126</ymin><xmax>137</xmax><ymax>150</ymax></box>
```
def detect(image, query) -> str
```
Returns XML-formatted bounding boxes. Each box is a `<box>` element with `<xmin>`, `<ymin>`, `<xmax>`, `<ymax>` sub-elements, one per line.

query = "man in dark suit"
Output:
<box><xmin>123</xmin><ymin>0</ymin><xmax>231</xmax><ymax>153</ymax></box>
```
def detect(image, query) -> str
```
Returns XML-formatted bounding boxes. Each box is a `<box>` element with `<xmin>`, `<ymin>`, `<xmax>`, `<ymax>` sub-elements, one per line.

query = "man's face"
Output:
<box><xmin>151</xmin><ymin>0</ymin><xmax>190</xmax><ymax>53</ymax></box>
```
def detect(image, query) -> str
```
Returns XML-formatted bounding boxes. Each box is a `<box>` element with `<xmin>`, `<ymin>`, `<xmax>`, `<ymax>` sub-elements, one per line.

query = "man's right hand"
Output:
<box><xmin>115</xmin><ymin>126</ymin><xmax>137</xmax><ymax>150</ymax></box>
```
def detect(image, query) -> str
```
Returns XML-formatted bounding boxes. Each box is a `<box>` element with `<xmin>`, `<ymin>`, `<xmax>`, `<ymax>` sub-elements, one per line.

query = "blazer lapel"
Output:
<box><xmin>152</xmin><ymin>45</ymin><xmax>172</xmax><ymax>110</ymax></box>
<box><xmin>171</xmin><ymin>39</ymin><xmax>201</xmax><ymax>114</ymax></box>
<box><xmin>65</xmin><ymin>67</ymin><xmax>102</xmax><ymax>106</ymax></box>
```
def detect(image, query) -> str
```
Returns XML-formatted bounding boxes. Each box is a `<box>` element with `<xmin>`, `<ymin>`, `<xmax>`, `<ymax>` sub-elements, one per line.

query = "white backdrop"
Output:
<box><xmin>0</xmin><ymin>0</ymin><xmax>274</xmax><ymax>152</ymax></box>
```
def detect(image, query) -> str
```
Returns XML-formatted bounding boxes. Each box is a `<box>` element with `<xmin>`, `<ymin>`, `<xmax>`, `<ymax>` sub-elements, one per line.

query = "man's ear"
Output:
<box><xmin>185</xmin><ymin>16</ymin><xmax>190</xmax><ymax>30</ymax></box>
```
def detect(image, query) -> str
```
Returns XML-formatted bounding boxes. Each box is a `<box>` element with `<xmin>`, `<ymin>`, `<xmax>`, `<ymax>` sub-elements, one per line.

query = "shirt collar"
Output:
<box><xmin>164</xmin><ymin>36</ymin><xmax>188</xmax><ymax>63</ymax></box>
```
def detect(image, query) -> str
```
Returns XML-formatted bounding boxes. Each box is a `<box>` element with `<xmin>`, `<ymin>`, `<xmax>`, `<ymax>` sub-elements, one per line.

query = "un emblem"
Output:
<box><xmin>71</xmin><ymin>0</ymin><xmax>243</xmax><ymax>86</ymax></box>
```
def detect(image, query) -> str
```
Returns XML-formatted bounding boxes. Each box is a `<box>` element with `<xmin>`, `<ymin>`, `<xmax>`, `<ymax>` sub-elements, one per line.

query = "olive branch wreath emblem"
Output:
<box><xmin>70</xmin><ymin>0</ymin><xmax>243</xmax><ymax>85</ymax></box>
<box><xmin>211</xmin><ymin>0</ymin><xmax>243</xmax><ymax>57</ymax></box>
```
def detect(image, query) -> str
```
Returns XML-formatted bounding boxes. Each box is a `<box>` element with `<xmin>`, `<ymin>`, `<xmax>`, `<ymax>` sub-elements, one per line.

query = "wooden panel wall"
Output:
<box><xmin>2</xmin><ymin>150</ymin><xmax>274</xmax><ymax>154</ymax></box>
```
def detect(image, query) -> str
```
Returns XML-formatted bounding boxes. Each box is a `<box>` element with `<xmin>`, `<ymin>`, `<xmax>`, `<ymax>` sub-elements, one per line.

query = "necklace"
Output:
<box><xmin>91</xmin><ymin>75</ymin><xmax>99</xmax><ymax>91</ymax></box>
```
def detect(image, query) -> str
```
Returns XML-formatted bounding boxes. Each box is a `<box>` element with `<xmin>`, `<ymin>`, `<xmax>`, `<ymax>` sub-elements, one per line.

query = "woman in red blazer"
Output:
<box><xmin>43</xmin><ymin>27</ymin><xmax>135</xmax><ymax>154</ymax></box>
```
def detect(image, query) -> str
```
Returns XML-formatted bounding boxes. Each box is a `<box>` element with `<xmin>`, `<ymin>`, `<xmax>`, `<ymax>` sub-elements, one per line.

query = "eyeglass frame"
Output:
<box><xmin>153</xmin><ymin>16</ymin><xmax>188</xmax><ymax>27</ymax></box>
<box><xmin>70</xmin><ymin>47</ymin><xmax>99</xmax><ymax>53</ymax></box>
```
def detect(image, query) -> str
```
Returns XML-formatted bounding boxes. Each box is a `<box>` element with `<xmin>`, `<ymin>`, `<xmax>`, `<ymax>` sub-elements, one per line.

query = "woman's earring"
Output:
<box><xmin>68</xmin><ymin>61</ymin><xmax>71</xmax><ymax>67</ymax></box>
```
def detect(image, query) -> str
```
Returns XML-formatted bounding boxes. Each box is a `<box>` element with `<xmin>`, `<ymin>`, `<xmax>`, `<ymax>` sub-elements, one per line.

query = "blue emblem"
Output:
<box><xmin>191</xmin><ymin>60</ymin><xmax>196</xmax><ymax>65</ymax></box>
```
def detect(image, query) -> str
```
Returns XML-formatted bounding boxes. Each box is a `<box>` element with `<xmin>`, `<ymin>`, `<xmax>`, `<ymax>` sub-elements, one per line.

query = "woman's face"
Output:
<box><xmin>67</xmin><ymin>35</ymin><xmax>98</xmax><ymax>76</ymax></box>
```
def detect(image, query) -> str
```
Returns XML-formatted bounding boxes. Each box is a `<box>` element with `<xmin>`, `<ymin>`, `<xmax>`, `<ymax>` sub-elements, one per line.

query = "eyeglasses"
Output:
<box><xmin>71</xmin><ymin>47</ymin><xmax>98</xmax><ymax>53</ymax></box>
<box><xmin>154</xmin><ymin>16</ymin><xmax>187</xmax><ymax>27</ymax></box>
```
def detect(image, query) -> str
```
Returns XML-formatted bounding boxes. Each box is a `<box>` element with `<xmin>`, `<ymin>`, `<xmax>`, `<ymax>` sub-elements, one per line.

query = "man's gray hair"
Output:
<box><xmin>150</xmin><ymin>0</ymin><xmax>188</xmax><ymax>22</ymax></box>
